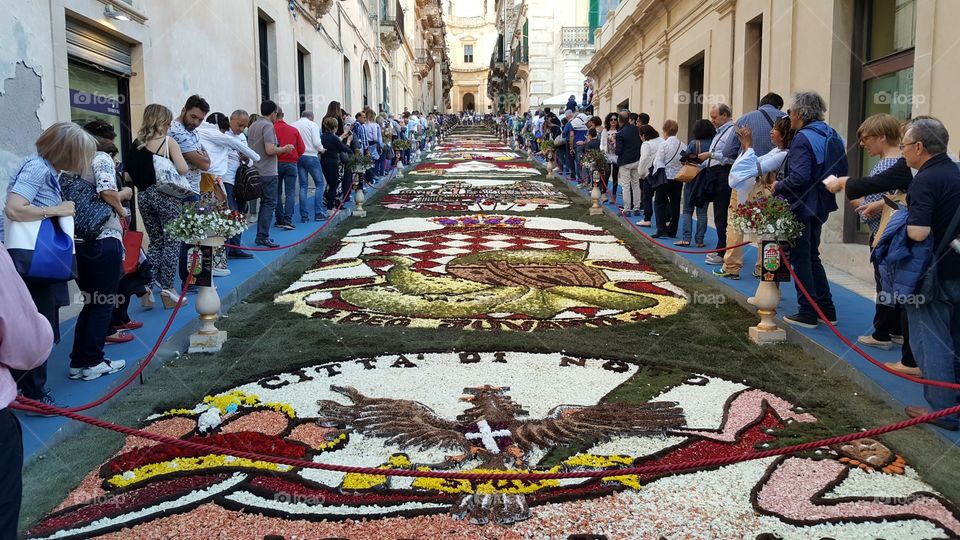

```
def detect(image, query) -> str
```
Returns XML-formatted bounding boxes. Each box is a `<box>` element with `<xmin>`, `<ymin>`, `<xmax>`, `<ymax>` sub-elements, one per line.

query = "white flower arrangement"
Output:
<box><xmin>166</xmin><ymin>203</ymin><xmax>247</xmax><ymax>242</ymax></box>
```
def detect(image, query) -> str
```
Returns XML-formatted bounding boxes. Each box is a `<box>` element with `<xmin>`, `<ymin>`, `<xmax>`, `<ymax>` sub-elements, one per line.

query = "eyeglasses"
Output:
<box><xmin>898</xmin><ymin>140</ymin><xmax>920</xmax><ymax>151</ymax></box>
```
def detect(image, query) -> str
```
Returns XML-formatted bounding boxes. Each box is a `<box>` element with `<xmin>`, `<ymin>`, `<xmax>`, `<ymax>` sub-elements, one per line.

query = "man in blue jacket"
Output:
<box><xmin>773</xmin><ymin>91</ymin><xmax>847</xmax><ymax>328</ymax></box>
<box><xmin>900</xmin><ymin>117</ymin><xmax>960</xmax><ymax>430</ymax></box>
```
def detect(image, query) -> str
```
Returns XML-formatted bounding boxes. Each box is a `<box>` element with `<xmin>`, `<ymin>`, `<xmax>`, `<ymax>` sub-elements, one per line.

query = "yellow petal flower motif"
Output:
<box><xmin>341</xmin><ymin>453</ymin><xmax>413</xmax><ymax>491</ymax></box>
<box><xmin>107</xmin><ymin>455</ymin><xmax>293</xmax><ymax>488</ymax></box>
<box><xmin>162</xmin><ymin>390</ymin><xmax>297</xmax><ymax>419</ymax></box>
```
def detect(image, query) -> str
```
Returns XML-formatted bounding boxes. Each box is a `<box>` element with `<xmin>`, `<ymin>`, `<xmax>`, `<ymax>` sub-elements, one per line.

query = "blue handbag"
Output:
<box><xmin>5</xmin><ymin>216</ymin><xmax>77</xmax><ymax>283</ymax></box>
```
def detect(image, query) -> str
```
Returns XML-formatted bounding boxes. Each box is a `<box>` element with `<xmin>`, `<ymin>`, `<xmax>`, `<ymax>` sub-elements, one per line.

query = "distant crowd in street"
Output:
<box><xmin>497</xmin><ymin>87</ymin><xmax>960</xmax><ymax>432</ymax></box>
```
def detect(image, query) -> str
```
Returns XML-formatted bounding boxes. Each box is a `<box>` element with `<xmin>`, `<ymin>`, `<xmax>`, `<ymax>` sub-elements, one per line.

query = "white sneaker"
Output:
<box><xmin>213</xmin><ymin>267</ymin><xmax>231</xmax><ymax>277</ymax></box>
<box><xmin>81</xmin><ymin>359</ymin><xmax>126</xmax><ymax>381</ymax></box>
<box><xmin>705</xmin><ymin>254</ymin><xmax>724</xmax><ymax>265</ymax></box>
<box><xmin>69</xmin><ymin>368</ymin><xmax>83</xmax><ymax>380</ymax></box>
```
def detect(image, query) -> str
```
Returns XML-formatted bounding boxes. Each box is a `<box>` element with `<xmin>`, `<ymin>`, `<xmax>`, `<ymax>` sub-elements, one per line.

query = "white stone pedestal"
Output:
<box><xmin>749</xmin><ymin>281</ymin><xmax>787</xmax><ymax>345</ymax></box>
<box><xmin>188</xmin><ymin>236</ymin><xmax>228</xmax><ymax>353</ymax></box>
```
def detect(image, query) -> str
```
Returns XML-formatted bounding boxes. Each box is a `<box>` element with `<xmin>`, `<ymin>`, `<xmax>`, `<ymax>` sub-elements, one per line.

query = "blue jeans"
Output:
<box><xmin>680</xmin><ymin>182</ymin><xmax>708</xmax><ymax>243</ymax></box>
<box><xmin>257</xmin><ymin>175</ymin><xmax>279</xmax><ymax>242</ymax></box>
<box><xmin>71</xmin><ymin>238</ymin><xmax>123</xmax><ymax>369</ymax></box>
<box><xmin>297</xmin><ymin>155</ymin><xmax>326</xmax><ymax>220</ymax></box>
<box><xmin>574</xmin><ymin>145</ymin><xmax>585</xmax><ymax>182</ymax></box>
<box><xmin>789</xmin><ymin>216</ymin><xmax>836</xmax><ymax>319</ymax></box>
<box><xmin>557</xmin><ymin>149</ymin><xmax>569</xmax><ymax>175</ymax></box>
<box><xmin>907</xmin><ymin>279</ymin><xmax>960</xmax><ymax>423</ymax></box>
<box><xmin>275</xmin><ymin>162</ymin><xmax>298</xmax><ymax>225</ymax></box>
<box><xmin>223</xmin><ymin>182</ymin><xmax>245</xmax><ymax>251</ymax></box>
<box><xmin>374</xmin><ymin>153</ymin><xmax>385</xmax><ymax>177</ymax></box>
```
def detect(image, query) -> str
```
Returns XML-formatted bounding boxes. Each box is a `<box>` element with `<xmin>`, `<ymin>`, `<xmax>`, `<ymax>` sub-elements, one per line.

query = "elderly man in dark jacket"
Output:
<box><xmin>773</xmin><ymin>91</ymin><xmax>847</xmax><ymax>329</ymax></box>
<box><xmin>899</xmin><ymin>117</ymin><xmax>960</xmax><ymax>430</ymax></box>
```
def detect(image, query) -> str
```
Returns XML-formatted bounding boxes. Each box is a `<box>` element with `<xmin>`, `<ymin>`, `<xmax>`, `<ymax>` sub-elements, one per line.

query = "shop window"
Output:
<box><xmin>844</xmin><ymin>0</ymin><xmax>915</xmax><ymax>244</ymax></box>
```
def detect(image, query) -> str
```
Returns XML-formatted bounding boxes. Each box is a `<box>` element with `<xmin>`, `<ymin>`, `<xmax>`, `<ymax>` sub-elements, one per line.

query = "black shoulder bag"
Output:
<box><xmin>59</xmin><ymin>173</ymin><xmax>113</xmax><ymax>242</ymax></box>
<box><xmin>647</xmin><ymin>141</ymin><xmax>682</xmax><ymax>190</ymax></box>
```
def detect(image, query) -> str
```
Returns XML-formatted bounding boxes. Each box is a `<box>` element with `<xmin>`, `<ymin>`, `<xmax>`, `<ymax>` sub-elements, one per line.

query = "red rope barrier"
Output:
<box><xmin>12</xmin><ymin>396</ymin><xmax>960</xmax><ymax>480</ymax></box>
<box><xmin>616</xmin><ymin>206</ymin><xmax>752</xmax><ymax>254</ymax></box>
<box><xmin>777</xmin><ymin>247</ymin><xmax>960</xmax><ymax>391</ymax></box>
<box><xmin>223</xmin><ymin>184</ymin><xmax>353</xmax><ymax>252</ymax></box>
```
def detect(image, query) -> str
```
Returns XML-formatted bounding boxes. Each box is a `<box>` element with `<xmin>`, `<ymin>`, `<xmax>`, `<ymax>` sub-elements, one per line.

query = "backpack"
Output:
<box><xmin>234</xmin><ymin>161</ymin><xmax>263</xmax><ymax>202</ymax></box>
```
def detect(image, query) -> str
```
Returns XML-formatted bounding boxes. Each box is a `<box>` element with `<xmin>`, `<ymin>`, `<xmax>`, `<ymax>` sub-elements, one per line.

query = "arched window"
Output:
<box><xmin>362</xmin><ymin>61</ymin><xmax>372</xmax><ymax>108</ymax></box>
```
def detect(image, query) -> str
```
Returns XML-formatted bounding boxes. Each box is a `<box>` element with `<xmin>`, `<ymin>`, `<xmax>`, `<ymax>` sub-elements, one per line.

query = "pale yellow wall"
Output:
<box><xmin>914</xmin><ymin>0</ymin><xmax>960</xmax><ymax>147</ymax></box>
<box><xmin>446</xmin><ymin>0</ymin><xmax>497</xmax><ymax>112</ymax></box>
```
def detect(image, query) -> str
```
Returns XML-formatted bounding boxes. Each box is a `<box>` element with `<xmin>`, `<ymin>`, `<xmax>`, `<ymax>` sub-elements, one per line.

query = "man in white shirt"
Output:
<box><xmin>223</xmin><ymin>109</ymin><xmax>257</xmax><ymax>258</ymax></box>
<box><xmin>697</xmin><ymin>103</ymin><xmax>736</xmax><ymax>265</ymax></box>
<box><xmin>409</xmin><ymin>111</ymin><xmax>424</xmax><ymax>150</ymax></box>
<box><xmin>292</xmin><ymin>111</ymin><xmax>327</xmax><ymax>221</ymax></box>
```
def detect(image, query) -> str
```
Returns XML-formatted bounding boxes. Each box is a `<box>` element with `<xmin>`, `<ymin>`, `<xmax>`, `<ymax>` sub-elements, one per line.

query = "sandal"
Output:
<box><xmin>674</xmin><ymin>241</ymin><xmax>691</xmax><ymax>247</ymax></box>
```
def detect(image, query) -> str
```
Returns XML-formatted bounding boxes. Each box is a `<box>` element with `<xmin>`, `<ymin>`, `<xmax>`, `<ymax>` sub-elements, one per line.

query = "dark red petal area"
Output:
<box><xmin>27</xmin><ymin>474</ymin><xmax>229</xmax><ymax>537</ymax></box>
<box><xmin>589</xmin><ymin>260</ymin><xmax>656</xmax><ymax>272</ymax></box>
<box><xmin>249</xmin><ymin>476</ymin><xmax>455</xmax><ymax>506</ymax></box>
<box><xmin>636</xmin><ymin>410</ymin><xmax>782</xmax><ymax>482</ymax></box>
<box><xmin>101</xmin><ymin>432</ymin><xmax>308</xmax><ymax>477</ymax></box>
<box><xmin>615</xmin><ymin>281</ymin><xmax>678</xmax><ymax>297</ymax></box>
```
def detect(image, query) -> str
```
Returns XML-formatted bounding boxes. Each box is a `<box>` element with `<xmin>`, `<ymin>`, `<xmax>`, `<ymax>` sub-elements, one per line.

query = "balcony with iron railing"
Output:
<box><xmin>379</xmin><ymin>0</ymin><xmax>405</xmax><ymax>49</ymax></box>
<box><xmin>561</xmin><ymin>26</ymin><xmax>596</xmax><ymax>49</ymax></box>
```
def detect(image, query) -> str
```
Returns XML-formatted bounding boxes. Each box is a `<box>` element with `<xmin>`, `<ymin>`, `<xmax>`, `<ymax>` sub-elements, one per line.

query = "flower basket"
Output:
<box><xmin>539</xmin><ymin>139</ymin><xmax>556</xmax><ymax>154</ymax></box>
<box><xmin>731</xmin><ymin>196</ymin><xmax>804</xmax><ymax>243</ymax></box>
<box><xmin>166</xmin><ymin>203</ymin><xmax>247</xmax><ymax>243</ymax></box>
<box><xmin>392</xmin><ymin>139</ymin><xmax>412</xmax><ymax>151</ymax></box>
<box><xmin>581</xmin><ymin>149</ymin><xmax>607</xmax><ymax>171</ymax></box>
<box><xmin>345</xmin><ymin>152</ymin><xmax>375</xmax><ymax>174</ymax></box>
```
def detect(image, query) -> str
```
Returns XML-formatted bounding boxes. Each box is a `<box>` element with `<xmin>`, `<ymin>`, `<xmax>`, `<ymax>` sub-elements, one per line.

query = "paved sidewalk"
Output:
<box><xmin>543</xmin><ymin>158</ymin><xmax>960</xmax><ymax>445</ymax></box>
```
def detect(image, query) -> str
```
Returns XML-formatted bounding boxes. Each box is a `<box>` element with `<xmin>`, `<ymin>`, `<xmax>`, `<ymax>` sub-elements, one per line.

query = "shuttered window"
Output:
<box><xmin>65</xmin><ymin>17</ymin><xmax>133</xmax><ymax>76</ymax></box>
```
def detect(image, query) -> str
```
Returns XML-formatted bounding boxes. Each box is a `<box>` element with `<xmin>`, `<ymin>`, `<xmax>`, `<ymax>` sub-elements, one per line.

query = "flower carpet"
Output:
<box><xmin>23</xmin><ymin>126</ymin><xmax>960</xmax><ymax>539</ymax></box>
<box><xmin>26</xmin><ymin>354</ymin><xmax>960</xmax><ymax>539</ymax></box>
<box><xmin>380</xmin><ymin>179</ymin><xmax>570</xmax><ymax>212</ymax></box>
<box><xmin>275</xmin><ymin>214</ymin><xmax>687</xmax><ymax>331</ymax></box>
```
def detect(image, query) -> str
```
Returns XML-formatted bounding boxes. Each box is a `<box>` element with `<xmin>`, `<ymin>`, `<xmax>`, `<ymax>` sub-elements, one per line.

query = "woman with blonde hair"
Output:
<box><xmin>5</xmin><ymin>122</ymin><xmax>90</xmax><ymax>407</ymax></box>
<box><xmin>124</xmin><ymin>104</ymin><xmax>190</xmax><ymax>308</ymax></box>
<box><xmin>65</xmin><ymin>120</ymin><xmax>132</xmax><ymax>381</ymax></box>
<box><xmin>851</xmin><ymin>113</ymin><xmax>916</xmax><ymax>374</ymax></box>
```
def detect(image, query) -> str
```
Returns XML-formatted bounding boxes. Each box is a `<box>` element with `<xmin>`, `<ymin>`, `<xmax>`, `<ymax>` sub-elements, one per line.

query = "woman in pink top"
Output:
<box><xmin>0</xmin><ymin>243</ymin><xmax>55</xmax><ymax>539</ymax></box>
